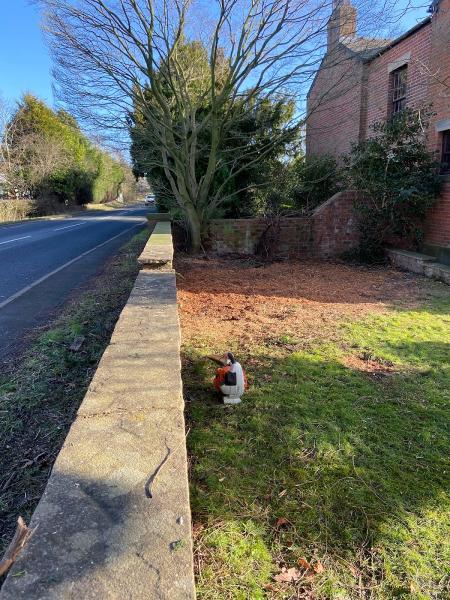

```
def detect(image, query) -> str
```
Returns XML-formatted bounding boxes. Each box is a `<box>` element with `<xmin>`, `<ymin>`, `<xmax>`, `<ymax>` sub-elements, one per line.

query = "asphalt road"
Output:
<box><xmin>0</xmin><ymin>205</ymin><xmax>150</xmax><ymax>360</ymax></box>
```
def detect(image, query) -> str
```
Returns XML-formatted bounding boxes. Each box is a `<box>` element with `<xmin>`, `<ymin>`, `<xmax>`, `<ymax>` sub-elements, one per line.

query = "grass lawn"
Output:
<box><xmin>0</xmin><ymin>229</ymin><xmax>149</xmax><ymax>556</ymax></box>
<box><xmin>177</xmin><ymin>257</ymin><xmax>450</xmax><ymax>599</ymax></box>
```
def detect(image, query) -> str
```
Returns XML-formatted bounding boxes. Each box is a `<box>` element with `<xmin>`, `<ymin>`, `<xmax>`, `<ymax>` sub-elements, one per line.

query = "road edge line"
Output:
<box><xmin>0</xmin><ymin>222</ymin><xmax>145</xmax><ymax>310</ymax></box>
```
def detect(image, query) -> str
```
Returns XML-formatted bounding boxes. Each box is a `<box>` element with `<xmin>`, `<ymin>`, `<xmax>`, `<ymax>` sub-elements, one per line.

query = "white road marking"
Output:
<box><xmin>0</xmin><ymin>221</ymin><xmax>145</xmax><ymax>310</ymax></box>
<box><xmin>0</xmin><ymin>236</ymin><xmax>31</xmax><ymax>246</ymax></box>
<box><xmin>53</xmin><ymin>222</ymin><xmax>85</xmax><ymax>231</ymax></box>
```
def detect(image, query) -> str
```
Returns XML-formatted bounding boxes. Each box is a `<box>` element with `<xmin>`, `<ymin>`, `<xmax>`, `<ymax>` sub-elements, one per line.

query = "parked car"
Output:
<box><xmin>144</xmin><ymin>194</ymin><xmax>156</xmax><ymax>206</ymax></box>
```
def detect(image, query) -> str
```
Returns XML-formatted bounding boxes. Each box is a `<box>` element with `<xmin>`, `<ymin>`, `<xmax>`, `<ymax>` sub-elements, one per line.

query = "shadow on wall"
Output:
<box><xmin>0</xmin><ymin>404</ymin><xmax>194</xmax><ymax>599</ymax></box>
<box><xmin>1</xmin><ymin>472</ymin><xmax>167</xmax><ymax>597</ymax></box>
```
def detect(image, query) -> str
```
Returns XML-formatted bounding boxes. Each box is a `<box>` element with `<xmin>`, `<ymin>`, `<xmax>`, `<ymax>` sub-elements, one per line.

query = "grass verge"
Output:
<box><xmin>0</xmin><ymin>229</ymin><xmax>149</xmax><ymax>555</ymax></box>
<box><xmin>0</xmin><ymin>200</ymin><xmax>139</xmax><ymax>227</ymax></box>
<box><xmin>83</xmin><ymin>200</ymin><xmax>139</xmax><ymax>210</ymax></box>
<box><xmin>183</xmin><ymin>288</ymin><xmax>450</xmax><ymax>599</ymax></box>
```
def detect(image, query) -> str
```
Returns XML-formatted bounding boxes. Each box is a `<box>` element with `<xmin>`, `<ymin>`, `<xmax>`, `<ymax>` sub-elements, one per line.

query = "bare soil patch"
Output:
<box><xmin>176</xmin><ymin>255</ymin><xmax>426</xmax><ymax>349</ymax></box>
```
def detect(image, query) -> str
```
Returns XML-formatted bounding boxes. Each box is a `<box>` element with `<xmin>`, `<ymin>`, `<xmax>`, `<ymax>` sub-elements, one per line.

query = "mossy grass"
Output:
<box><xmin>0</xmin><ymin>229</ymin><xmax>149</xmax><ymax>555</ymax></box>
<box><xmin>184</xmin><ymin>293</ymin><xmax>450</xmax><ymax>599</ymax></box>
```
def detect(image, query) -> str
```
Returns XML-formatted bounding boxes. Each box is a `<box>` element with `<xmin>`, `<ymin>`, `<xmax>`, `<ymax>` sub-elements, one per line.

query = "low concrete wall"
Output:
<box><xmin>423</xmin><ymin>242</ymin><xmax>450</xmax><ymax>267</ymax></box>
<box><xmin>423</xmin><ymin>261</ymin><xmax>450</xmax><ymax>284</ymax></box>
<box><xmin>387</xmin><ymin>248</ymin><xmax>450</xmax><ymax>285</ymax></box>
<box><xmin>147</xmin><ymin>212</ymin><xmax>172</xmax><ymax>222</ymax></box>
<box><xmin>139</xmin><ymin>221</ymin><xmax>174</xmax><ymax>269</ymax></box>
<box><xmin>386</xmin><ymin>249</ymin><xmax>435</xmax><ymax>275</ymax></box>
<box><xmin>0</xmin><ymin>224</ymin><xmax>196</xmax><ymax>599</ymax></box>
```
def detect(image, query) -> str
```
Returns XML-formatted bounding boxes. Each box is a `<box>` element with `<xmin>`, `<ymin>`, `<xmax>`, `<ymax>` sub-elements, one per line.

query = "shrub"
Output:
<box><xmin>345</xmin><ymin>107</ymin><xmax>442</xmax><ymax>261</ymax></box>
<box><xmin>291</xmin><ymin>154</ymin><xmax>342</xmax><ymax>212</ymax></box>
<box><xmin>0</xmin><ymin>199</ymin><xmax>36</xmax><ymax>222</ymax></box>
<box><xmin>89</xmin><ymin>149</ymin><xmax>124</xmax><ymax>204</ymax></box>
<box><xmin>1</xmin><ymin>95</ymin><xmax>132</xmax><ymax>209</ymax></box>
<box><xmin>249</xmin><ymin>154</ymin><xmax>342</xmax><ymax>217</ymax></box>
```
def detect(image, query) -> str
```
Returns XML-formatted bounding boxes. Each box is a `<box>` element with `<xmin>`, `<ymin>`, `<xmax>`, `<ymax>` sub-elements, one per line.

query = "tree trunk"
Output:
<box><xmin>185</xmin><ymin>204</ymin><xmax>202</xmax><ymax>253</ymax></box>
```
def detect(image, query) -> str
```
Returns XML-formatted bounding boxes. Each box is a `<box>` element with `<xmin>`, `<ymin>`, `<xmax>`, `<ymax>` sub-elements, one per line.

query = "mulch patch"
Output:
<box><xmin>176</xmin><ymin>255</ymin><xmax>425</xmax><ymax>348</ymax></box>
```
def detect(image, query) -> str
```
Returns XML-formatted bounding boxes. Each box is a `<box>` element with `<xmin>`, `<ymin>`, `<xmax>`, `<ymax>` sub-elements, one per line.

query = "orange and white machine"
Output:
<box><xmin>209</xmin><ymin>352</ymin><xmax>248</xmax><ymax>404</ymax></box>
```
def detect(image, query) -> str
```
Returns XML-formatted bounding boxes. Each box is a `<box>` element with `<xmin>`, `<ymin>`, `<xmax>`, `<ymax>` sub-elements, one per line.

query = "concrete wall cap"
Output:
<box><xmin>386</xmin><ymin>248</ymin><xmax>435</xmax><ymax>261</ymax></box>
<box><xmin>138</xmin><ymin>221</ymin><xmax>174</xmax><ymax>269</ymax></box>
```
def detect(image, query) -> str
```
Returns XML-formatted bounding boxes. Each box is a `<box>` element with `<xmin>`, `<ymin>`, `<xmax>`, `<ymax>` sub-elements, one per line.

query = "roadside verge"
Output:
<box><xmin>0</xmin><ymin>223</ymin><xmax>196</xmax><ymax>598</ymax></box>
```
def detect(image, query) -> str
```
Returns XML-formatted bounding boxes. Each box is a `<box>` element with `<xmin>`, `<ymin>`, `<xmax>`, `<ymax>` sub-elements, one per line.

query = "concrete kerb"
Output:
<box><xmin>0</xmin><ymin>223</ymin><xmax>196</xmax><ymax>599</ymax></box>
<box><xmin>387</xmin><ymin>248</ymin><xmax>450</xmax><ymax>285</ymax></box>
<box><xmin>423</xmin><ymin>261</ymin><xmax>450</xmax><ymax>285</ymax></box>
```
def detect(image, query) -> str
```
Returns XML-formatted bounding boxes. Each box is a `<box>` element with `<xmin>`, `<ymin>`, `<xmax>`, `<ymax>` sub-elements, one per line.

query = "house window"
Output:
<box><xmin>391</xmin><ymin>66</ymin><xmax>407</xmax><ymax>115</ymax></box>
<box><xmin>442</xmin><ymin>130</ymin><xmax>450</xmax><ymax>174</ymax></box>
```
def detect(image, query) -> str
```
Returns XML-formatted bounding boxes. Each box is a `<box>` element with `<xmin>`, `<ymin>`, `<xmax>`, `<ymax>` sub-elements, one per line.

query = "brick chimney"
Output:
<box><xmin>327</xmin><ymin>0</ymin><xmax>357</xmax><ymax>52</ymax></box>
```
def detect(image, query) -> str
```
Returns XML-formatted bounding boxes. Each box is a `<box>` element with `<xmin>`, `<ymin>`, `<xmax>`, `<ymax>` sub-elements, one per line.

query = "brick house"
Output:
<box><xmin>306</xmin><ymin>0</ymin><xmax>450</xmax><ymax>262</ymax></box>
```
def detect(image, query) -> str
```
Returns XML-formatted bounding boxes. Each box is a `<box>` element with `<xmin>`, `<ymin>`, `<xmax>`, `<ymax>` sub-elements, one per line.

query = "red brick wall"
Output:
<box><xmin>306</xmin><ymin>48</ymin><xmax>365</xmax><ymax>158</ymax></box>
<box><xmin>208</xmin><ymin>192</ymin><xmax>361</xmax><ymax>259</ymax></box>
<box><xmin>312</xmin><ymin>190</ymin><xmax>360</xmax><ymax>257</ymax></box>
<box><xmin>307</xmin><ymin>21</ymin><xmax>435</xmax><ymax>155</ymax></box>
<box><xmin>427</xmin><ymin>0</ymin><xmax>450</xmax><ymax>154</ymax></box>
<box><xmin>307</xmin><ymin>2</ymin><xmax>450</xmax><ymax>249</ymax></box>
<box><xmin>364</xmin><ymin>24</ymin><xmax>432</xmax><ymax>130</ymax></box>
<box><xmin>424</xmin><ymin>0</ymin><xmax>450</xmax><ymax>247</ymax></box>
<box><xmin>207</xmin><ymin>218</ymin><xmax>267</xmax><ymax>255</ymax></box>
<box><xmin>207</xmin><ymin>217</ymin><xmax>312</xmax><ymax>258</ymax></box>
<box><xmin>425</xmin><ymin>181</ymin><xmax>450</xmax><ymax>246</ymax></box>
<box><xmin>267</xmin><ymin>218</ymin><xmax>313</xmax><ymax>258</ymax></box>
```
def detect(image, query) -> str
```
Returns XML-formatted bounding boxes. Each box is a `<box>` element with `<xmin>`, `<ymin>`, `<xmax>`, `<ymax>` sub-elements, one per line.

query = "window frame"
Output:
<box><xmin>442</xmin><ymin>130</ymin><xmax>450</xmax><ymax>174</ymax></box>
<box><xmin>390</xmin><ymin>65</ymin><xmax>408</xmax><ymax>116</ymax></box>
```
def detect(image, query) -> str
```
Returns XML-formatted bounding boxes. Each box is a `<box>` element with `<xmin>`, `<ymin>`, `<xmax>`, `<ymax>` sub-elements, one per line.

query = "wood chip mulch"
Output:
<box><xmin>175</xmin><ymin>255</ymin><xmax>425</xmax><ymax>348</ymax></box>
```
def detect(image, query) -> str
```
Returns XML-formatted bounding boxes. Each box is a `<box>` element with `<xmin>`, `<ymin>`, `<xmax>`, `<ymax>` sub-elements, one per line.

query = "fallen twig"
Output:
<box><xmin>145</xmin><ymin>444</ymin><xmax>172</xmax><ymax>499</ymax></box>
<box><xmin>144</xmin><ymin>429</ymin><xmax>191</xmax><ymax>499</ymax></box>
<box><xmin>0</xmin><ymin>516</ymin><xmax>36</xmax><ymax>577</ymax></box>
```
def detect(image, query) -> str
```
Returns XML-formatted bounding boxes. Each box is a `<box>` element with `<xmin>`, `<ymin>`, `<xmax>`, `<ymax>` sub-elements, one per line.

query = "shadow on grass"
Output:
<box><xmin>0</xmin><ymin>230</ymin><xmax>149</xmax><ymax>558</ymax></box>
<box><xmin>183</xmin><ymin>340</ymin><xmax>449</xmax><ymax>598</ymax></box>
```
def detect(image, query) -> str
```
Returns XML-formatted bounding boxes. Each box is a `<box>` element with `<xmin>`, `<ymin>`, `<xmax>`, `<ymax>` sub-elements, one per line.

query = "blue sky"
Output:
<box><xmin>0</xmin><ymin>0</ymin><xmax>431</xmax><ymax>110</ymax></box>
<box><xmin>0</xmin><ymin>0</ymin><xmax>53</xmax><ymax>104</ymax></box>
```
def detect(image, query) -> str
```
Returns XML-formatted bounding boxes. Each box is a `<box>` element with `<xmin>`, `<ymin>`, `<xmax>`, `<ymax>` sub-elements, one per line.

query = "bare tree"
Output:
<box><xmin>416</xmin><ymin>60</ymin><xmax>450</xmax><ymax>95</ymax></box>
<box><xmin>0</xmin><ymin>98</ymin><xmax>72</xmax><ymax>199</ymax></box>
<box><xmin>0</xmin><ymin>98</ymin><xmax>28</xmax><ymax>197</ymax></box>
<box><xmin>37</xmin><ymin>0</ymin><xmax>409</xmax><ymax>251</ymax></box>
<box><xmin>20</xmin><ymin>133</ymin><xmax>72</xmax><ymax>190</ymax></box>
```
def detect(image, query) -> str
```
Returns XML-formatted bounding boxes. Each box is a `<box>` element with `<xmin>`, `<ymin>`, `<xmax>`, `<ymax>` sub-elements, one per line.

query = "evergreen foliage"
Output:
<box><xmin>129</xmin><ymin>44</ymin><xmax>340</xmax><ymax>222</ymax></box>
<box><xmin>130</xmin><ymin>88</ymin><xmax>299</xmax><ymax>219</ymax></box>
<box><xmin>251</xmin><ymin>154</ymin><xmax>342</xmax><ymax>216</ymax></box>
<box><xmin>127</xmin><ymin>38</ymin><xmax>300</xmax><ymax>238</ymax></box>
<box><xmin>5</xmin><ymin>95</ymin><xmax>129</xmax><ymax>207</ymax></box>
<box><xmin>345</xmin><ymin>108</ymin><xmax>442</xmax><ymax>260</ymax></box>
